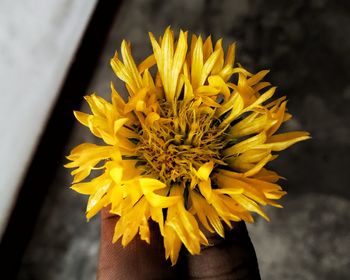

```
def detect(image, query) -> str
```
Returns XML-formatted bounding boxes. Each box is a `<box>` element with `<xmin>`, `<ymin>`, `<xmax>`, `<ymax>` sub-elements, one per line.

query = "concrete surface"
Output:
<box><xmin>16</xmin><ymin>0</ymin><xmax>350</xmax><ymax>279</ymax></box>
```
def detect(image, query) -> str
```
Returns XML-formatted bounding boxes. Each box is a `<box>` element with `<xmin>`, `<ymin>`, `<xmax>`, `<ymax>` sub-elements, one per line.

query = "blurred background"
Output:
<box><xmin>1</xmin><ymin>0</ymin><xmax>350</xmax><ymax>279</ymax></box>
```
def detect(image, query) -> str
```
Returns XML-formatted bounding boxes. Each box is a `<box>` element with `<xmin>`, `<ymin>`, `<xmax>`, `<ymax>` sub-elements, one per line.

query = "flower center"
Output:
<box><xmin>136</xmin><ymin>102</ymin><xmax>228</xmax><ymax>185</ymax></box>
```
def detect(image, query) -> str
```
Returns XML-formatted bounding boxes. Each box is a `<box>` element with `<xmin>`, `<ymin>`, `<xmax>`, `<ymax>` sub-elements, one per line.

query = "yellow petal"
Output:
<box><xmin>254</xmin><ymin>168</ymin><xmax>281</xmax><ymax>183</ymax></box>
<box><xmin>114</xmin><ymin>118</ymin><xmax>129</xmax><ymax>134</ymax></box>
<box><xmin>191</xmin><ymin>36</ymin><xmax>203</xmax><ymax>89</ymax></box>
<box><xmin>65</xmin><ymin>143</ymin><xmax>113</xmax><ymax>183</ymax></box>
<box><xmin>210</xmin><ymin>192</ymin><xmax>239</xmax><ymax>225</ymax></box>
<box><xmin>243</xmin><ymin>154</ymin><xmax>273</xmax><ymax>177</ymax></box>
<box><xmin>86</xmin><ymin>179</ymin><xmax>112</xmax><ymax>212</ymax></box>
<box><xmin>124</xmin><ymin>88</ymin><xmax>148</xmax><ymax>113</ymax></box>
<box><xmin>71</xmin><ymin>180</ymin><xmax>98</xmax><ymax>195</ymax></box>
<box><xmin>190</xmin><ymin>191</ymin><xmax>214</xmax><ymax>233</ymax></box>
<box><xmin>215</xmin><ymin>91</ymin><xmax>241</xmax><ymax>116</ymax></box>
<box><xmin>110</xmin><ymin>185</ymin><xmax>124</xmax><ymax>214</ymax></box>
<box><xmin>258</xmin><ymin>131</ymin><xmax>311</xmax><ymax>151</ymax></box>
<box><xmin>111</xmin><ymin>52</ymin><xmax>138</xmax><ymax>95</ymax></box>
<box><xmin>230</xmin><ymin>113</ymin><xmax>277</xmax><ymax>138</ymax></box>
<box><xmin>197</xmin><ymin>161</ymin><xmax>214</xmax><ymax>181</ymax></box>
<box><xmin>223</xmin><ymin>131</ymin><xmax>267</xmax><ymax>156</ymax></box>
<box><xmin>195</xmin><ymin>85</ymin><xmax>220</xmax><ymax>96</ymax></box>
<box><xmin>171</xmin><ymin>30</ymin><xmax>188</xmax><ymax>98</ymax></box>
<box><xmin>113</xmin><ymin>197</ymin><xmax>148</xmax><ymax>246</ymax></box>
<box><xmin>202</xmin><ymin>35</ymin><xmax>213</xmax><ymax>61</ymax></box>
<box><xmin>215</xmin><ymin>173</ymin><xmax>246</xmax><ymax>193</ymax></box>
<box><xmin>211</xmin><ymin>39</ymin><xmax>224</xmax><ymax>74</ymax></box>
<box><xmin>229</xmin><ymin>148</ymin><xmax>271</xmax><ymax>166</ymax></box>
<box><xmin>145</xmin><ymin>191</ymin><xmax>180</xmax><ymax>208</ymax></box>
<box><xmin>213</xmin><ymin>193</ymin><xmax>243</xmax><ymax>222</ymax></box>
<box><xmin>138</xmin><ymin>54</ymin><xmax>156</xmax><ymax>73</ymax></box>
<box><xmin>247</xmin><ymin>70</ymin><xmax>270</xmax><ymax>86</ymax></box>
<box><xmin>97</xmin><ymin>128</ymin><xmax>116</xmax><ymax>146</ymax></box>
<box><xmin>84</xmin><ymin>94</ymin><xmax>106</xmax><ymax>117</ymax></box>
<box><xmin>208</xmin><ymin>75</ymin><xmax>230</xmax><ymax>100</ymax></box>
<box><xmin>73</xmin><ymin>111</ymin><xmax>91</xmax><ymax>127</ymax></box>
<box><xmin>200</xmin><ymin>49</ymin><xmax>220</xmax><ymax>85</ymax></box>
<box><xmin>139</xmin><ymin>178</ymin><xmax>180</xmax><ymax>208</ymax></box>
<box><xmin>224</xmin><ymin>43</ymin><xmax>236</xmax><ymax>67</ymax></box>
<box><xmin>216</xmin><ymin>168</ymin><xmax>243</xmax><ymax>179</ymax></box>
<box><xmin>242</xmin><ymin>87</ymin><xmax>276</xmax><ymax>113</ymax></box>
<box><xmin>110</xmin><ymin>166</ymin><xmax>123</xmax><ymax>183</ymax></box>
<box><xmin>215</xmin><ymin>188</ymin><xmax>244</xmax><ymax>195</ymax></box>
<box><xmin>120</xmin><ymin>40</ymin><xmax>143</xmax><ymax>91</ymax></box>
<box><xmin>145</xmin><ymin>112</ymin><xmax>160</xmax><ymax>126</ymax></box>
<box><xmin>233</xmin><ymin>195</ymin><xmax>270</xmax><ymax>221</ymax></box>
<box><xmin>110</xmin><ymin>82</ymin><xmax>126</xmax><ymax>109</ymax></box>
<box><xmin>167</xmin><ymin>207</ymin><xmax>202</xmax><ymax>255</ymax></box>
<box><xmin>182</xmin><ymin>72</ymin><xmax>195</xmax><ymax>103</ymax></box>
<box><xmin>138</xmin><ymin>178</ymin><xmax>166</xmax><ymax>193</ymax></box>
<box><xmin>198</xmin><ymin>180</ymin><xmax>212</xmax><ymax>201</ymax></box>
<box><xmin>139</xmin><ymin>217</ymin><xmax>150</xmax><ymax>244</ymax></box>
<box><xmin>86</xmin><ymin>193</ymin><xmax>110</xmax><ymax>221</ymax></box>
<box><xmin>150</xmin><ymin>206</ymin><xmax>165</xmax><ymax>235</ymax></box>
<box><xmin>218</xmin><ymin>92</ymin><xmax>244</xmax><ymax>127</ymax></box>
<box><xmin>267</xmin><ymin>101</ymin><xmax>287</xmax><ymax>137</ymax></box>
<box><xmin>120</xmin><ymin>160</ymin><xmax>140</xmax><ymax>180</ymax></box>
<box><xmin>163</xmin><ymin>225</ymin><xmax>182</xmax><ymax>266</ymax></box>
<box><xmin>202</xmin><ymin>200</ymin><xmax>225</xmax><ymax>238</ymax></box>
<box><xmin>253</xmin><ymin>81</ymin><xmax>271</xmax><ymax>92</ymax></box>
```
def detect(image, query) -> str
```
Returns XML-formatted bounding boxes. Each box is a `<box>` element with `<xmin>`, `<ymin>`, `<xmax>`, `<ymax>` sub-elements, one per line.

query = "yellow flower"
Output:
<box><xmin>65</xmin><ymin>27</ymin><xmax>310</xmax><ymax>265</ymax></box>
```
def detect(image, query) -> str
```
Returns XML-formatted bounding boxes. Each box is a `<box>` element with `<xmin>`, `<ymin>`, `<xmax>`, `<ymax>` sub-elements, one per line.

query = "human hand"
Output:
<box><xmin>97</xmin><ymin>207</ymin><xmax>261</xmax><ymax>280</ymax></box>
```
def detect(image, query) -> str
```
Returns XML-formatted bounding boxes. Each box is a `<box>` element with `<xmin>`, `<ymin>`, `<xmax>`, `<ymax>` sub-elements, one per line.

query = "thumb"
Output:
<box><xmin>186</xmin><ymin>222</ymin><xmax>261</xmax><ymax>280</ymax></box>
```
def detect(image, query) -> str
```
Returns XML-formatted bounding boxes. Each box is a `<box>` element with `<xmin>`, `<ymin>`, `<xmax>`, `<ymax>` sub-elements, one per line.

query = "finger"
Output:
<box><xmin>97</xmin><ymin>207</ymin><xmax>183</xmax><ymax>280</ymax></box>
<box><xmin>186</xmin><ymin>222</ymin><xmax>261</xmax><ymax>280</ymax></box>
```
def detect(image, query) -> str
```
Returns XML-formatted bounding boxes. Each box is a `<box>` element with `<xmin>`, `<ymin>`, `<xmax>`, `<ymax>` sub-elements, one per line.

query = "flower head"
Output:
<box><xmin>65</xmin><ymin>27</ymin><xmax>310</xmax><ymax>265</ymax></box>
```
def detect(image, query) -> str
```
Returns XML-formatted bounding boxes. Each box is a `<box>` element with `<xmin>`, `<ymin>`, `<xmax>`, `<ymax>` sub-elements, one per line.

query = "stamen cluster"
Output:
<box><xmin>137</xmin><ymin>101</ymin><xmax>227</xmax><ymax>184</ymax></box>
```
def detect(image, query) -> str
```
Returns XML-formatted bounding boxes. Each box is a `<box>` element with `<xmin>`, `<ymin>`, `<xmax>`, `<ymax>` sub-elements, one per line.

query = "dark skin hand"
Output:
<box><xmin>98</xmin><ymin>208</ymin><xmax>261</xmax><ymax>280</ymax></box>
